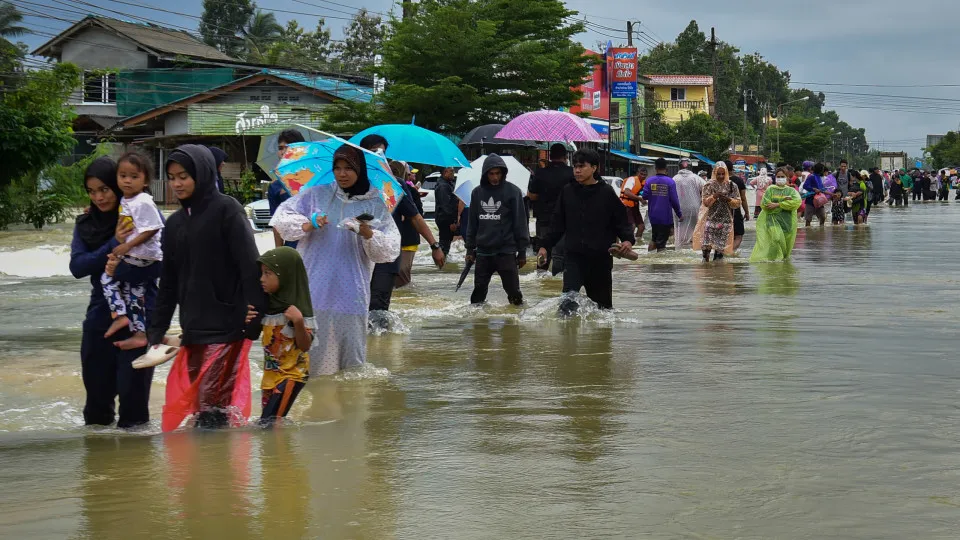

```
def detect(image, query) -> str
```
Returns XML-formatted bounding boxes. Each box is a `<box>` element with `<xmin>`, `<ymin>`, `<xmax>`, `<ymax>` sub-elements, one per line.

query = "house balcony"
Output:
<box><xmin>656</xmin><ymin>99</ymin><xmax>707</xmax><ymax>110</ymax></box>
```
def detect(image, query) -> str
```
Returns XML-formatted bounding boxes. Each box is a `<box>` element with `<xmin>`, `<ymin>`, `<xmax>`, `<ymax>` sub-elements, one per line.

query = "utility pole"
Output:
<box><xmin>710</xmin><ymin>27</ymin><xmax>718</xmax><ymax>119</ymax></box>
<box><xmin>742</xmin><ymin>89</ymin><xmax>752</xmax><ymax>156</ymax></box>
<box><xmin>627</xmin><ymin>21</ymin><xmax>641</xmax><ymax>150</ymax></box>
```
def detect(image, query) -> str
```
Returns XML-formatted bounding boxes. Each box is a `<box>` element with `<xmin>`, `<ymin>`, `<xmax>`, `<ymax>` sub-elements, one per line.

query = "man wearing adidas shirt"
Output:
<box><xmin>465</xmin><ymin>154</ymin><xmax>529</xmax><ymax>305</ymax></box>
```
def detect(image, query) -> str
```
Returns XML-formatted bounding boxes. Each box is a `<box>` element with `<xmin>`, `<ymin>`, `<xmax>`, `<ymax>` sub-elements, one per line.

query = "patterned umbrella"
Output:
<box><xmin>495</xmin><ymin>110</ymin><xmax>604</xmax><ymax>142</ymax></box>
<box><xmin>276</xmin><ymin>136</ymin><xmax>405</xmax><ymax>213</ymax></box>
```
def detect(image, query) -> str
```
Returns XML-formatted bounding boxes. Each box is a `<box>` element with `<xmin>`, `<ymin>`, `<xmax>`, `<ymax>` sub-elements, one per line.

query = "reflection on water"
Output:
<box><xmin>2</xmin><ymin>204</ymin><xmax>960</xmax><ymax>538</ymax></box>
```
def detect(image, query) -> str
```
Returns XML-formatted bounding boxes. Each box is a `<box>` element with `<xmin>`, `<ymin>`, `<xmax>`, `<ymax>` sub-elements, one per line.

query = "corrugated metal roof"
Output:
<box><xmin>96</xmin><ymin>17</ymin><xmax>236</xmax><ymax>61</ymax></box>
<box><xmin>33</xmin><ymin>16</ymin><xmax>236</xmax><ymax>62</ymax></box>
<box><xmin>644</xmin><ymin>75</ymin><xmax>714</xmax><ymax>86</ymax></box>
<box><xmin>265</xmin><ymin>69</ymin><xmax>373</xmax><ymax>103</ymax></box>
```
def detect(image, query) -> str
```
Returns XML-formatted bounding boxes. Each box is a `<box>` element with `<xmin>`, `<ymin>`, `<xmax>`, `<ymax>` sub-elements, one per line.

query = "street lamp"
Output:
<box><xmin>776</xmin><ymin>96</ymin><xmax>811</xmax><ymax>156</ymax></box>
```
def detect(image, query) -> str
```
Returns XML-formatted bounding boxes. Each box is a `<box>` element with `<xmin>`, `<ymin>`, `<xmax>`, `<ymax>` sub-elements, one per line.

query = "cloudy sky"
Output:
<box><xmin>19</xmin><ymin>0</ymin><xmax>956</xmax><ymax>155</ymax></box>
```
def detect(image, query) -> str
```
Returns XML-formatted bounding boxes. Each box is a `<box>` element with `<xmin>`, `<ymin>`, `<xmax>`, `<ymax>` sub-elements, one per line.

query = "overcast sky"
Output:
<box><xmin>20</xmin><ymin>0</ymin><xmax>957</xmax><ymax>155</ymax></box>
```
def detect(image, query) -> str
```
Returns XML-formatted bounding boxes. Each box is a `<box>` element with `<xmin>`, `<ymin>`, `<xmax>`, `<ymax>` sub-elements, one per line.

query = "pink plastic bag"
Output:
<box><xmin>162</xmin><ymin>340</ymin><xmax>253</xmax><ymax>432</ymax></box>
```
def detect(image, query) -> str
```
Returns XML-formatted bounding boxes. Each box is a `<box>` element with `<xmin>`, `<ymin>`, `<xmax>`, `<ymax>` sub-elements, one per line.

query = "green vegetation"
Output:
<box><xmin>380</xmin><ymin>0</ymin><xmax>592</xmax><ymax>133</ymax></box>
<box><xmin>639</xmin><ymin>20</ymin><xmax>868</xmax><ymax>164</ymax></box>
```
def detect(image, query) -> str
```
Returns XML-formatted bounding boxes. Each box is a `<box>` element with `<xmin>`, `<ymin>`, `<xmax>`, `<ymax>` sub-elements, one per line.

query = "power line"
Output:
<box><xmin>792</xmin><ymin>81</ymin><xmax>960</xmax><ymax>88</ymax></box>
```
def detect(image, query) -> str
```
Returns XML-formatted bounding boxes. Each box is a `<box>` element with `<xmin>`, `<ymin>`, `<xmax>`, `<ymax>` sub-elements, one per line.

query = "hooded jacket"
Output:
<box><xmin>543</xmin><ymin>177</ymin><xmax>635</xmax><ymax>256</ymax></box>
<box><xmin>147</xmin><ymin>144</ymin><xmax>266</xmax><ymax>346</ymax></box>
<box><xmin>465</xmin><ymin>154</ymin><xmax>529</xmax><ymax>256</ymax></box>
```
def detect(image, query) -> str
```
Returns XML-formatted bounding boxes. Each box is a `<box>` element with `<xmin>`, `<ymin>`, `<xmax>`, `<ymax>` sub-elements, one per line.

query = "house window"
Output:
<box><xmin>82</xmin><ymin>72</ymin><xmax>116</xmax><ymax>104</ymax></box>
<box><xmin>249</xmin><ymin>95</ymin><xmax>261</xmax><ymax>102</ymax></box>
<box><xmin>276</xmin><ymin>94</ymin><xmax>300</xmax><ymax>104</ymax></box>
<box><xmin>670</xmin><ymin>88</ymin><xmax>686</xmax><ymax>101</ymax></box>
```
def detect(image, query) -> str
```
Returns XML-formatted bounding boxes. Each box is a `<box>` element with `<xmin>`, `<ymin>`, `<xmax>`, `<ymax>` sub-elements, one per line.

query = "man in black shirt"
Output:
<box><xmin>528</xmin><ymin>143</ymin><xmax>574</xmax><ymax>274</ymax></box>
<box><xmin>724</xmin><ymin>160</ymin><xmax>750</xmax><ymax>251</ymax></box>
<box><xmin>433</xmin><ymin>167</ymin><xmax>459</xmax><ymax>256</ymax></box>
<box><xmin>539</xmin><ymin>149</ymin><xmax>635</xmax><ymax>312</ymax></box>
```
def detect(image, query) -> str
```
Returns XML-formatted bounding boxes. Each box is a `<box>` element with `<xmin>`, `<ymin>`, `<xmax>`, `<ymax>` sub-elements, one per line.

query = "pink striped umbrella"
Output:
<box><xmin>495</xmin><ymin>110</ymin><xmax>604</xmax><ymax>142</ymax></box>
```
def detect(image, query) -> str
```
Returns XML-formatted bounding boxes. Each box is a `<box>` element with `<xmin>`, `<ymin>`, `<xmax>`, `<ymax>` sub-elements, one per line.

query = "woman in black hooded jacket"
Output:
<box><xmin>147</xmin><ymin>144</ymin><xmax>266</xmax><ymax>430</ymax></box>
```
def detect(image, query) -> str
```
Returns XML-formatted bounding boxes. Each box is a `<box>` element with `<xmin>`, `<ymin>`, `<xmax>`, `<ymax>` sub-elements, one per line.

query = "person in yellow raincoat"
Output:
<box><xmin>750</xmin><ymin>167</ymin><xmax>802</xmax><ymax>262</ymax></box>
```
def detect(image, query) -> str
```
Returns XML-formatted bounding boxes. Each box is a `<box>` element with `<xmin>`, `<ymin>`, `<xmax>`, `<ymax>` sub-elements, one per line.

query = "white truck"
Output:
<box><xmin>880</xmin><ymin>152</ymin><xmax>908</xmax><ymax>172</ymax></box>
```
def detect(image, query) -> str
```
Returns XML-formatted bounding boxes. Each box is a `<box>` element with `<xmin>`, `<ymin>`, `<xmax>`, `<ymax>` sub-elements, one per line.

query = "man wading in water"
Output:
<box><xmin>528</xmin><ymin>143</ymin><xmax>574</xmax><ymax>274</ymax></box>
<box><xmin>465</xmin><ymin>154</ymin><xmax>529</xmax><ymax>305</ymax></box>
<box><xmin>538</xmin><ymin>149</ymin><xmax>635</xmax><ymax>314</ymax></box>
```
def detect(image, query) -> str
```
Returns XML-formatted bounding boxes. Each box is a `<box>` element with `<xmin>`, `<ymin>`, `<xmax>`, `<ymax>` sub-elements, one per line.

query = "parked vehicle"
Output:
<box><xmin>245</xmin><ymin>199</ymin><xmax>271</xmax><ymax>229</ymax></box>
<box><xmin>418</xmin><ymin>172</ymin><xmax>439</xmax><ymax>215</ymax></box>
<box><xmin>601</xmin><ymin>176</ymin><xmax>622</xmax><ymax>198</ymax></box>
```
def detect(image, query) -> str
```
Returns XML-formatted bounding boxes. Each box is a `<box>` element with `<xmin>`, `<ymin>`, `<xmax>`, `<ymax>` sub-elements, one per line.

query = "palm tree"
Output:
<box><xmin>243</xmin><ymin>10</ymin><xmax>283</xmax><ymax>63</ymax></box>
<box><xmin>0</xmin><ymin>2</ymin><xmax>27</xmax><ymax>41</ymax></box>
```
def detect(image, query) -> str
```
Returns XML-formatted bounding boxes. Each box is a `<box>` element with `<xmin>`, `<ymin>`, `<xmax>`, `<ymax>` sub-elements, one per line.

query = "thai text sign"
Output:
<box><xmin>186</xmin><ymin>103</ymin><xmax>325</xmax><ymax>136</ymax></box>
<box><xmin>608</xmin><ymin>47</ymin><xmax>638</xmax><ymax>98</ymax></box>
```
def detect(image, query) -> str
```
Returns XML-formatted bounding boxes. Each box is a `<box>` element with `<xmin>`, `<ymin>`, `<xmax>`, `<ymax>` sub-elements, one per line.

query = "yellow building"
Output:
<box><xmin>646</xmin><ymin>75</ymin><xmax>715</xmax><ymax>124</ymax></box>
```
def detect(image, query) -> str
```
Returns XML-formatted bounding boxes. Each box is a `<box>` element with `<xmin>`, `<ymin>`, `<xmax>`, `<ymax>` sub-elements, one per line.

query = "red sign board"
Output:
<box><xmin>607</xmin><ymin>47</ymin><xmax>638</xmax><ymax>98</ymax></box>
<box><xmin>607</xmin><ymin>47</ymin><xmax>638</xmax><ymax>82</ymax></box>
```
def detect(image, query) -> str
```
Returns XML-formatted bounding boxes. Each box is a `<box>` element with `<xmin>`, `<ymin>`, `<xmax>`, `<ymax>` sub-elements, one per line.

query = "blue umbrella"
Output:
<box><xmin>276</xmin><ymin>136</ymin><xmax>406</xmax><ymax>214</ymax></box>
<box><xmin>349</xmin><ymin>124</ymin><xmax>471</xmax><ymax>168</ymax></box>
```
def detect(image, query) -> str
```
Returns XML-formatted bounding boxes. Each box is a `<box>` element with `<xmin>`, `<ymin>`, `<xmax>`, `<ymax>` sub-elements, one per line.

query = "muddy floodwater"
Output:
<box><xmin>0</xmin><ymin>202</ymin><xmax>959</xmax><ymax>539</ymax></box>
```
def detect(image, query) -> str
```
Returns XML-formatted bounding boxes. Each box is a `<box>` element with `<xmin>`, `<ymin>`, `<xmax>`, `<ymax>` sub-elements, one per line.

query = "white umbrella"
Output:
<box><xmin>454</xmin><ymin>155</ymin><xmax>530</xmax><ymax>206</ymax></box>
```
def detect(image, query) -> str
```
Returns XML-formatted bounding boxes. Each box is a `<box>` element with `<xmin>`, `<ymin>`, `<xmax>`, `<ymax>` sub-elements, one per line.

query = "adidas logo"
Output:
<box><xmin>479</xmin><ymin>197</ymin><xmax>502</xmax><ymax>220</ymax></box>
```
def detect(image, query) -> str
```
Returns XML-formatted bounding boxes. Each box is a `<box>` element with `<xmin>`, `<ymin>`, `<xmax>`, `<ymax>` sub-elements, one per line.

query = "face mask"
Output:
<box><xmin>776</xmin><ymin>177</ymin><xmax>787</xmax><ymax>186</ymax></box>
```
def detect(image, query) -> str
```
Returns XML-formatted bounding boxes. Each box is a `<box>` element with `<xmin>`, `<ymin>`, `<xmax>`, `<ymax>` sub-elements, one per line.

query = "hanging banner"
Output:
<box><xmin>607</xmin><ymin>47</ymin><xmax>638</xmax><ymax>99</ymax></box>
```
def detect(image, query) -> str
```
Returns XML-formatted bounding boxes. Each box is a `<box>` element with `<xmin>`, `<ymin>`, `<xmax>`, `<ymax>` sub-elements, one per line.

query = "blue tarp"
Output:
<box><xmin>610</xmin><ymin>150</ymin><xmax>655</xmax><ymax>164</ymax></box>
<box><xmin>265</xmin><ymin>69</ymin><xmax>374</xmax><ymax>103</ymax></box>
<box><xmin>693</xmin><ymin>153</ymin><xmax>716</xmax><ymax>166</ymax></box>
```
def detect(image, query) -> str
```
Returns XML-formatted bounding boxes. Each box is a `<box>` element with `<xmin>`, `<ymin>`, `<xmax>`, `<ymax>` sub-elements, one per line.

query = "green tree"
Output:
<box><xmin>265</xmin><ymin>20</ymin><xmax>332</xmax><ymax>70</ymax></box>
<box><xmin>774</xmin><ymin>115</ymin><xmax>832</xmax><ymax>166</ymax></box>
<box><xmin>739</xmin><ymin>52</ymin><xmax>790</xmax><ymax>148</ymax></box>
<box><xmin>926</xmin><ymin>132</ymin><xmax>960</xmax><ymax>169</ymax></box>
<box><xmin>0</xmin><ymin>1</ymin><xmax>27</xmax><ymax>40</ymax></box>
<box><xmin>636</xmin><ymin>22</ymin><xmax>742</xmax><ymax>131</ymax></box>
<box><xmin>667</xmin><ymin>113</ymin><xmax>732</xmax><ymax>160</ymax></box>
<box><xmin>199</xmin><ymin>0</ymin><xmax>254</xmax><ymax>58</ymax></box>
<box><xmin>0</xmin><ymin>2</ymin><xmax>27</xmax><ymax>73</ymax></box>
<box><xmin>243</xmin><ymin>10</ymin><xmax>284</xmax><ymax>63</ymax></box>
<box><xmin>334</xmin><ymin>9</ymin><xmax>385</xmax><ymax>74</ymax></box>
<box><xmin>381</xmin><ymin>0</ymin><xmax>591</xmax><ymax>133</ymax></box>
<box><xmin>0</xmin><ymin>63</ymin><xmax>82</xmax><ymax>187</ymax></box>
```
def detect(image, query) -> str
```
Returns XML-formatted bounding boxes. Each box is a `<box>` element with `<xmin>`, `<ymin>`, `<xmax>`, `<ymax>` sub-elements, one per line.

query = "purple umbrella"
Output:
<box><xmin>495</xmin><ymin>110</ymin><xmax>604</xmax><ymax>142</ymax></box>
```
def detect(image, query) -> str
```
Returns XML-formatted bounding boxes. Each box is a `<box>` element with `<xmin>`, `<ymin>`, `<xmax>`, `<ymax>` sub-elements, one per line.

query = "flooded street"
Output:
<box><xmin>1</xmin><ymin>202</ymin><xmax>959</xmax><ymax>538</ymax></box>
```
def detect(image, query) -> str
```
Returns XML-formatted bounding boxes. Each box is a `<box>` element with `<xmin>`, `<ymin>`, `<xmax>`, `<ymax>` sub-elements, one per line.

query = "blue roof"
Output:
<box><xmin>693</xmin><ymin>153</ymin><xmax>716</xmax><ymax>166</ymax></box>
<box><xmin>610</xmin><ymin>150</ymin><xmax>655</xmax><ymax>164</ymax></box>
<box><xmin>265</xmin><ymin>69</ymin><xmax>373</xmax><ymax>103</ymax></box>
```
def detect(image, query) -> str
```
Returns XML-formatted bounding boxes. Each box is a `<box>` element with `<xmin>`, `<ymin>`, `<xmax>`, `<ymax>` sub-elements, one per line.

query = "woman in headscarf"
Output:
<box><xmin>750</xmin><ymin>167</ymin><xmax>802</xmax><ymax>262</ymax></box>
<box><xmin>69</xmin><ymin>157</ymin><xmax>160</xmax><ymax>428</ymax></box>
<box><xmin>692</xmin><ymin>162</ymin><xmax>741</xmax><ymax>261</ymax></box>
<box><xmin>748</xmin><ymin>166</ymin><xmax>772</xmax><ymax>219</ymax></box>
<box><xmin>847</xmin><ymin>170</ymin><xmax>868</xmax><ymax>224</ymax></box>
<box><xmin>208</xmin><ymin>146</ymin><xmax>227</xmax><ymax>193</ymax></box>
<box><xmin>271</xmin><ymin>144</ymin><xmax>400</xmax><ymax>376</ymax></box>
<box><xmin>147</xmin><ymin>144</ymin><xmax>266</xmax><ymax>431</ymax></box>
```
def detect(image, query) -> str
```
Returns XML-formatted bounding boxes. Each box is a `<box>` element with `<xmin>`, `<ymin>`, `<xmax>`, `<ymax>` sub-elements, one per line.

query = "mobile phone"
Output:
<box><xmin>356</xmin><ymin>213</ymin><xmax>374</xmax><ymax>221</ymax></box>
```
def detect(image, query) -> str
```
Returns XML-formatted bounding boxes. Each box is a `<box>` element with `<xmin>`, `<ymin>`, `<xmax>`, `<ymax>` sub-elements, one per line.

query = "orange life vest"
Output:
<box><xmin>620</xmin><ymin>176</ymin><xmax>644</xmax><ymax>207</ymax></box>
